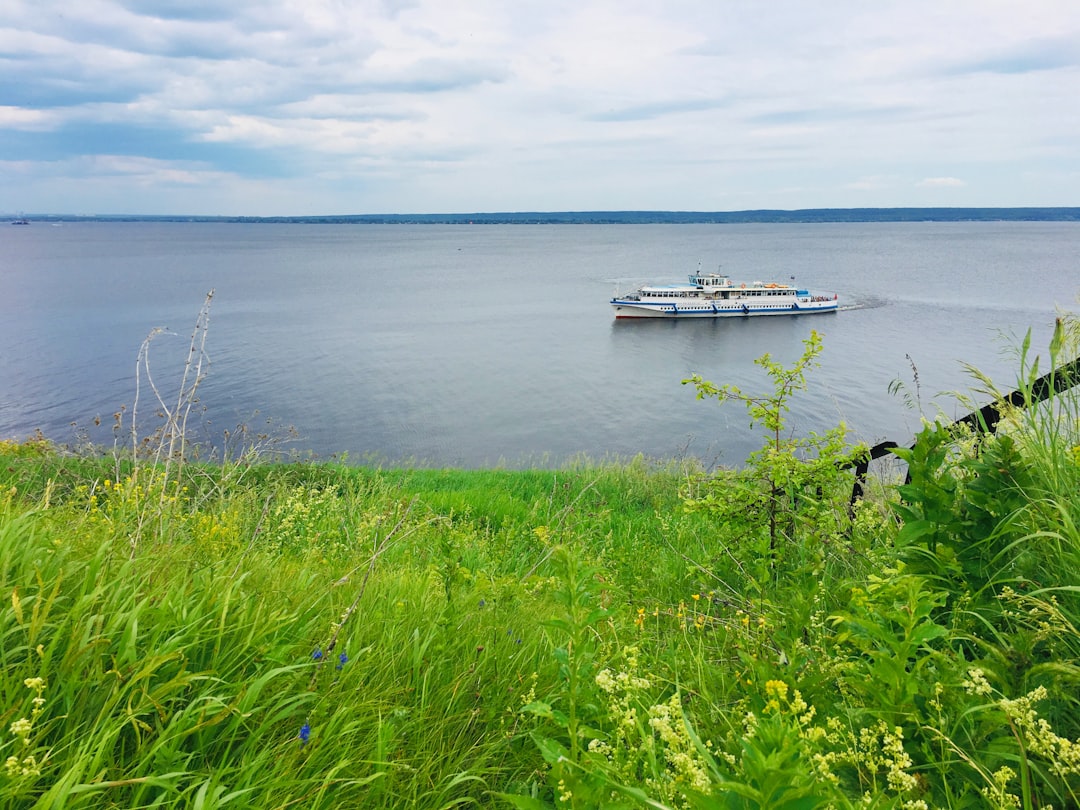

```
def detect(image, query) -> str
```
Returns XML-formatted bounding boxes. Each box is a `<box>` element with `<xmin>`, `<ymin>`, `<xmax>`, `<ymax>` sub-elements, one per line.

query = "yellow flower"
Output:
<box><xmin>764</xmin><ymin>680</ymin><xmax>789</xmax><ymax>702</ymax></box>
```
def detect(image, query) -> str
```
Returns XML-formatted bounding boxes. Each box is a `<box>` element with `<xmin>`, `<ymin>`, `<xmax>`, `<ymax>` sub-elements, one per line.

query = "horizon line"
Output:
<box><xmin>8</xmin><ymin>205</ymin><xmax>1080</xmax><ymax>220</ymax></box>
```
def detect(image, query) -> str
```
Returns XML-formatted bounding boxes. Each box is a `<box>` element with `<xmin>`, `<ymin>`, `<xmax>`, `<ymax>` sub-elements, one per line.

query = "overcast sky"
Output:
<box><xmin>2</xmin><ymin>1</ymin><xmax>1079</xmax><ymax>216</ymax></box>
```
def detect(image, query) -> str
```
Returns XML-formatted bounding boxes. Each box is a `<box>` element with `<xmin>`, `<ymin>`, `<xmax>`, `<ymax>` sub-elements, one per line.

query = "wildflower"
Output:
<box><xmin>764</xmin><ymin>679</ymin><xmax>789</xmax><ymax>701</ymax></box>
<box><xmin>588</xmin><ymin>738</ymin><xmax>613</xmax><ymax>757</ymax></box>
<box><xmin>298</xmin><ymin>723</ymin><xmax>311</xmax><ymax>746</ymax></box>
<box><xmin>4</xmin><ymin>753</ymin><xmax>40</xmax><ymax>779</ymax></box>
<box><xmin>883</xmin><ymin>731</ymin><xmax>917</xmax><ymax>794</ymax></box>
<box><xmin>520</xmin><ymin>672</ymin><xmax>538</xmax><ymax>706</ymax></box>
<box><xmin>336</xmin><ymin>652</ymin><xmax>348</xmax><ymax>670</ymax></box>
<box><xmin>312</xmin><ymin>648</ymin><xmax>323</xmax><ymax>661</ymax></box>
<box><xmin>977</xmin><ymin>771</ymin><xmax>1020</xmax><ymax>810</ymax></box>
<box><xmin>557</xmin><ymin>779</ymin><xmax>572</xmax><ymax>803</ymax></box>
<box><xmin>1000</xmin><ymin>686</ymin><xmax>1080</xmax><ymax>779</ymax></box>
<box><xmin>647</xmin><ymin>695</ymin><xmax>711</xmax><ymax>791</ymax></box>
<box><xmin>595</xmin><ymin>669</ymin><xmax>617</xmax><ymax>693</ymax></box>
<box><xmin>764</xmin><ymin>679</ymin><xmax>789</xmax><ymax>713</ymax></box>
<box><xmin>962</xmin><ymin>667</ymin><xmax>993</xmax><ymax>697</ymax></box>
<box><xmin>9</xmin><ymin>718</ymin><xmax>32</xmax><ymax>742</ymax></box>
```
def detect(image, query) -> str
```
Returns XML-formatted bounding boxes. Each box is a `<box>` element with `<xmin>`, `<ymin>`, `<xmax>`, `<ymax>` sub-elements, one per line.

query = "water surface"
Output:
<box><xmin>2</xmin><ymin>221</ymin><xmax>1077</xmax><ymax>467</ymax></box>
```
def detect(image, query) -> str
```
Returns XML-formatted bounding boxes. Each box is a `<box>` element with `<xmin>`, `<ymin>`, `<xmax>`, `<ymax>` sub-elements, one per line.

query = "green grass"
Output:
<box><xmin>0</xmin><ymin>455</ymin><xmax>714</xmax><ymax>808</ymax></box>
<box><xmin>2</xmin><ymin>326</ymin><xmax>1080</xmax><ymax>809</ymax></box>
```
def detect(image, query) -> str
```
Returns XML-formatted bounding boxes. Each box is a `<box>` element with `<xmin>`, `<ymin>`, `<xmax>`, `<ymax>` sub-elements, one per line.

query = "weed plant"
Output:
<box><xmin>2</xmin><ymin>317</ymin><xmax>1080</xmax><ymax>808</ymax></box>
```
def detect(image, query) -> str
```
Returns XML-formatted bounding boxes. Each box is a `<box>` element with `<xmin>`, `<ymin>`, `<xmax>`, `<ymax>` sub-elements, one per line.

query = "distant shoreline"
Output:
<box><xmin>8</xmin><ymin>207</ymin><xmax>1080</xmax><ymax>224</ymax></box>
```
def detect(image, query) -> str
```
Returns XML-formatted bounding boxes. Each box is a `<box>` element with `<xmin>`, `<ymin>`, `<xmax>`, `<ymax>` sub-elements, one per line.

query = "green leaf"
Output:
<box><xmin>910</xmin><ymin>622</ymin><xmax>948</xmax><ymax>645</ymax></box>
<box><xmin>531</xmin><ymin>732</ymin><xmax>570</xmax><ymax>765</ymax></box>
<box><xmin>896</xmin><ymin>519</ymin><xmax>936</xmax><ymax>545</ymax></box>
<box><xmin>520</xmin><ymin>700</ymin><xmax>553</xmax><ymax>719</ymax></box>
<box><xmin>491</xmin><ymin>792</ymin><xmax>555</xmax><ymax>810</ymax></box>
<box><xmin>605</xmin><ymin>782</ymin><xmax>677</xmax><ymax>809</ymax></box>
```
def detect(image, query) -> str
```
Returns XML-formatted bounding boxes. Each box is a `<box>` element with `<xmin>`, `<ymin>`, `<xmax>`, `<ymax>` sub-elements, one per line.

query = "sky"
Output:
<box><xmin>2</xmin><ymin>1</ymin><xmax>1079</xmax><ymax>216</ymax></box>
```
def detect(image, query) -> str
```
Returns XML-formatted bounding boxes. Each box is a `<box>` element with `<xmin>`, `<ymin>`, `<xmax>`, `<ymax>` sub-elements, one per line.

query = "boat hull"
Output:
<box><xmin>610</xmin><ymin>298</ymin><xmax>839</xmax><ymax>319</ymax></box>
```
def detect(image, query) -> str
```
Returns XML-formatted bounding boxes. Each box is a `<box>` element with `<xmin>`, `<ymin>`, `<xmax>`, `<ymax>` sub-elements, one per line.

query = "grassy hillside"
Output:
<box><xmin>2</xmin><ymin>328</ymin><xmax>1079</xmax><ymax>809</ymax></box>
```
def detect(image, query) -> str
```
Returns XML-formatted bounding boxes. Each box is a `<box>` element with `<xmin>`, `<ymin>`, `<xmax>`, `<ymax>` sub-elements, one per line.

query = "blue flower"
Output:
<box><xmin>312</xmin><ymin>648</ymin><xmax>323</xmax><ymax>661</ymax></box>
<box><xmin>336</xmin><ymin>652</ymin><xmax>349</xmax><ymax>670</ymax></box>
<box><xmin>299</xmin><ymin>723</ymin><xmax>311</xmax><ymax>746</ymax></box>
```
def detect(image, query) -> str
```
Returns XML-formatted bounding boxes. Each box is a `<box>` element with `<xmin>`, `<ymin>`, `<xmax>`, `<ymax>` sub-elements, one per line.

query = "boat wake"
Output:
<box><xmin>837</xmin><ymin>295</ymin><xmax>887</xmax><ymax>311</ymax></box>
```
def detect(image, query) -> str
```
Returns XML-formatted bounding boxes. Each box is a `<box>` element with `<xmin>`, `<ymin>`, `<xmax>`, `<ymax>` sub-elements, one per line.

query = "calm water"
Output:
<box><xmin>2</xmin><ymin>221</ymin><xmax>1078</xmax><ymax>467</ymax></box>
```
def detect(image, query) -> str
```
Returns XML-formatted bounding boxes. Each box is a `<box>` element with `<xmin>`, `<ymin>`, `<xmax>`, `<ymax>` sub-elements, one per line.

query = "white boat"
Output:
<box><xmin>611</xmin><ymin>269</ymin><xmax>838</xmax><ymax>319</ymax></box>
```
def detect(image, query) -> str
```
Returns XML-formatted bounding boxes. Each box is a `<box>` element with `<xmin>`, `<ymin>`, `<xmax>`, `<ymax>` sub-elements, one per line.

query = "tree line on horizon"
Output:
<box><xmin>11</xmin><ymin>206</ymin><xmax>1080</xmax><ymax>224</ymax></box>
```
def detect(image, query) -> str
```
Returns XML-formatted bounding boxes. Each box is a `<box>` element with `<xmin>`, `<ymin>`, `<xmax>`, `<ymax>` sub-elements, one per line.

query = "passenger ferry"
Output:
<box><xmin>611</xmin><ymin>269</ymin><xmax>839</xmax><ymax>319</ymax></box>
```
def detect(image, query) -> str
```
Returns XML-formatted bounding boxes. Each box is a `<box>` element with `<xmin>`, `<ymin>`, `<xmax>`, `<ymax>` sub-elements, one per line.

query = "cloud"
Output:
<box><xmin>587</xmin><ymin>97</ymin><xmax>731</xmax><ymax>123</ymax></box>
<box><xmin>2</xmin><ymin>0</ymin><xmax>1080</xmax><ymax>214</ymax></box>
<box><xmin>0</xmin><ymin>106</ymin><xmax>57</xmax><ymax>130</ymax></box>
<box><xmin>944</xmin><ymin>36</ymin><xmax>1080</xmax><ymax>76</ymax></box>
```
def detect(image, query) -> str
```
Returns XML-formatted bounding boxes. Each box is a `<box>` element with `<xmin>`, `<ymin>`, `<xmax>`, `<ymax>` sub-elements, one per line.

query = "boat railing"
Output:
<box><xmin>847</xmin><ymin>352</ymin><xmax>1080</xmax><ymax>508</ymax></box>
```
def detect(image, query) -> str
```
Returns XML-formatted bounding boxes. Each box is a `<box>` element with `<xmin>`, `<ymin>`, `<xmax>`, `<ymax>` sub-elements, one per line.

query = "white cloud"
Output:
<box><xmin>2</xmin><ymin>0</ymin><xmax>1080</xmax><ymax>213</ymax></box>
<box><xmin>0</xmin><ymin>106</ymin><xmax>57</xmax><ymax>130</ymax></box>
<box><xmin>85</xmin><ymin>155</ymin><xmax>214</xmax><ymax>185</ymax></box>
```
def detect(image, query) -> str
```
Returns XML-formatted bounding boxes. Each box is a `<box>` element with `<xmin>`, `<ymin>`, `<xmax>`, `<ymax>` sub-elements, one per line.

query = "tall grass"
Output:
<box><xmin>2</xmin><ymin>322</ymin><xmax>1080</xmax><ymax>808</ymax></box>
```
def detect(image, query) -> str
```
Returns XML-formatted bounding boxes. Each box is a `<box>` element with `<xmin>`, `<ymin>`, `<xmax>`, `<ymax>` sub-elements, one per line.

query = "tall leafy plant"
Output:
<box><xmin>682</xmin><ymin>330</ymin><xmax>867</xmax><ymax>585</ymax></box>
